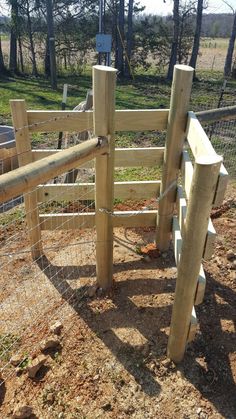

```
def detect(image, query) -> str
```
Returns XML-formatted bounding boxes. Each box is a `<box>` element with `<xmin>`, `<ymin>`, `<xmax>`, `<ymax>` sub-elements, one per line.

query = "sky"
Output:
<box><xmin>0</xmin><ymin>0</ymin><xmax>235</xmax><ymax>16</ymax></box>
<box><xmin>139</xmin><ymin>0</ymin><xmax>236</xmax><ymax>15</ymax></box>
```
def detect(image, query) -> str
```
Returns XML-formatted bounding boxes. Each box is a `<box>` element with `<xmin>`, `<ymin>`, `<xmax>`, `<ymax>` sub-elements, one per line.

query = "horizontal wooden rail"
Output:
<box><xmin>186</xmin><ymin>112</ymin><xmax>228</xmax><ymax>206</ymax></box>
<box><xmin>172</xmin><ymin>216</ymin><xmax>206</xmax><ymax>306</ymax></box>
<box><xmin>37</xmin><ymin>180</ymin><xmax>161</xmax><ymax>202</ymax></box>
<box><xmin>32</xmin><ymin>147</ymin><xmax>165</xmax><ymax>168</ymax></box>
<box><xmin>176</xmin><ymin>185</ymin><xmax>216</xmax><ymax>260</ymax></box>
<box><xmin>27</xmin><ymin>109</ymin><xmax>169</xmax><ymax>133</ymax></box>
<box><xmin>196</xmin><ymin>105</ymin><xmax>236</xmax><ymax>123</ymax></box>
<box><xmin>187</xmin><ymin>307</ymin><xmax>198</xmax><ymax>343</ymax></box>
<box><xmin>39</xmin><ymin>210</ymin><xmax>157</xmax><ymax>230</ymax></box>
<box><xmin>0</xmin><ymin>137</ymin><xmax>108</xmax><ymax>204</ymax></box>
<box><xmin>181</xmin><ymin>150</ymin><xmax>193</xmax><ymax>199</ymax></box>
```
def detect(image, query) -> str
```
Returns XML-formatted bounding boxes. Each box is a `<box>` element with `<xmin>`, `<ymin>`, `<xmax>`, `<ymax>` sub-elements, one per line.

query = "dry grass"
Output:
<box><xmin>197</xmin><ymin>38</ymin><xmax>229</xmax><ymax>71</ymax></box>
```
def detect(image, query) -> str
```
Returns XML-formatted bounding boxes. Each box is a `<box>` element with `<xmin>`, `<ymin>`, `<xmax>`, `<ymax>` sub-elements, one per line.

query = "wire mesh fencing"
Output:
<box><xmin>203</xmin><ymin>118</ymin><xmax>236</xmax><ymax>179</ymax></box>
<box><xmin>192</xmin><ymin>94</ymin><xmax>236</xmax><ymax>180</ymax></box>
<box><xmin>0</xmin><ymin>152</ymin><xmax>97</xmax><ymax>386</ymax></box>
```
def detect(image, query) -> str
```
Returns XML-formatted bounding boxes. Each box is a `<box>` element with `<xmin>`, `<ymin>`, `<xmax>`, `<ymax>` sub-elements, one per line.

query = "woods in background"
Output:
<box><xmin>0</xmin><ymin>0</ymin><xmax>235</xmax><ymax>83</ymax></box>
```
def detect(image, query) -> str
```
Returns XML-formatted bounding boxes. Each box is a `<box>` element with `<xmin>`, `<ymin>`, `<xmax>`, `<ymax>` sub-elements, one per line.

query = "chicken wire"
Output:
<box><xmin>0</xmin><ymin>149</ymin><xmax>97</xmax><ymax>385</ymax></box>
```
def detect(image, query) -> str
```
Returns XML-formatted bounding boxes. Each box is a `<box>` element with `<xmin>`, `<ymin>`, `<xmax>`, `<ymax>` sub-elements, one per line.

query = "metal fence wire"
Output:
<box><xmin>192</xmin><ymin>94</ymin><xmax>236</xmax><ymax>180</ymax></box>
<box><xmin>203</xmin><ymin>118</ymin><xmax>236</xmax><ymax>179</ymax></box>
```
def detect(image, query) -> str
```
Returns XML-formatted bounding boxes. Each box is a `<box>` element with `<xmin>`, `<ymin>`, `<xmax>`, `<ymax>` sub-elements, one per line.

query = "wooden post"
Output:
<box><xmin>167</xmin><ymin>154</ymin><xmax>222</xmax><ymax>363</ymax></box>
<box><xmin>10</xmin><ymin>100</ymin><xmax>43</xmax><ymax>260</ymax></box>
<box><xmin>93</xmin><ymin>65</ymin><xmax>117</xmax><ymax>290</ymax></box>
<box><xmin>65</xmin><ymin>89</ymin><xmax>93</xmax><ymax>183</ymax></box>
<box><xmin>157</xmin><ymin>65</ymin><xmax>194</xmax><ymax>251</ymax></box>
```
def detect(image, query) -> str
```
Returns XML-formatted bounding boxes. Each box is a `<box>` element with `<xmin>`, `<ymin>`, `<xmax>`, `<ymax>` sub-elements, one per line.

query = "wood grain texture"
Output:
<box><xmin>27</xmin><ymin>109</ymin><xmax>169</xmax><ymax>133</ymax></box>
<box><xmin>157</xmin><ymin>64</ymin><xmax>194</xmax><ymax>251</ymax></box>
<box><xmin>176</xmin><ymin>186</ymin><xmax>216</xmax><ymax>260</ymax></box>
<box><xmin>39</xmin><ymin>210</ymin><xmax>157</xmax><ymax>230</ymax></box>
<box><xmin>37</xmin><ymin>181</ymin><xmax>161</xmax><ymax>202</ymax></box>
<box><xmin>168</xmin><ymin>155</ymin><xmax>222</xmax><ymax>363</ymax></box>
<box><xmin>10</xmin><ymin>100</ymin><xmax>42</xmax><ymax>259</ymax></box>
<box><xmin>0</xmin><ymin>137</ymin><xmax>108</xmax><ymax>204</ymax></box>
<box><xmin>93</xmin><ymin>65</ymin><xmax>117</xmax><ymax>289</ymax></box>
<box><xmin>187</xmin><ymin>307</ymin><xmax>198</xmax><ymax>343</ymax></box>
<box><xmin>186</xmin><ymin>111</ymin><xmax>228</xmax><ymax>207</ymax></box>
<box><xmin>172</xmin><ymin>215</ymin><xmax>206</xmax><ymax>305</ymax></box>
<box><xmin>32</xmin><ymin>147</ymin><xmax>165</xmax><ymax>168</ymax></box>
<box><xmin>196</xmin><ymin>105</ymin><xmax>236</xmax><ymax>123</ymax></box>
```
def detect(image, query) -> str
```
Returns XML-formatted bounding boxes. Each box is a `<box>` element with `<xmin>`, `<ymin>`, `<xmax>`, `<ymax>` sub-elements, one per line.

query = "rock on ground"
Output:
<box><xmin>12</xmin><ymin>405</ymin><xmax>33</xmax><ymax>418</ymax></box>
<box><xmin>40</xmin><ymin>336</ymin><xmax>60</xmax><ymax>351</ymax></box>
<box><xmin>27</xmin><ymin>354</ymin><xmax>47</xmax><ymax>378</ymax></box>
<box><xmin>50</xmin><ymin>321</ymin><xmax>63</xmax><ymax>335</ymax></box>
<box><xmin>10</xmin><ymin>354</ymin><xmax>24</xmax><ymax>367</ymax></box>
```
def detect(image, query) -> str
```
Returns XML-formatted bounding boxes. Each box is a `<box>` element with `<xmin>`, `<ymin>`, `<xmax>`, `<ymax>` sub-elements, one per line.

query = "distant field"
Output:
<box><xmin>1</xmin><ymin>37</ymin><xmax>230</xmax><ymax>74</ymax></box>
<box><xmin>197</xmin><ymin>37</ymin><xmax>229</xmax><ymax>71</ymax></box>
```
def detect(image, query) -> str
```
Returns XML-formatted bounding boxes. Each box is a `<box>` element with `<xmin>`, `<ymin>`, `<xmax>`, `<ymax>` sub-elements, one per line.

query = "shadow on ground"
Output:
<box><xmin>37</xmin><ymin>250</ymin><xmax>236</xmax><ymax>417</ymax></box>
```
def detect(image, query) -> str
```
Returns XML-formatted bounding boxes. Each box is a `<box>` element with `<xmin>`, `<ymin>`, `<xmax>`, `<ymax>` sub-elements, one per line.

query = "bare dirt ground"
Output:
<box><xmin>0</xmin><ymin>182</ymin><xmax>235</xmax><ymax>418</ymax></box>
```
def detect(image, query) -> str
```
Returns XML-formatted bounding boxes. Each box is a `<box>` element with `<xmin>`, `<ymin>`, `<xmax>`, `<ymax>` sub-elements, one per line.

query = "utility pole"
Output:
<box><xmin>46</xmin><ymin>0</ymin><xmax>57</xmax><ymax>89</ymax></box>
<box><xmin>98</xmin><ymin>0</ymin><xmax>103</xmax><ymax>64</ymax></box>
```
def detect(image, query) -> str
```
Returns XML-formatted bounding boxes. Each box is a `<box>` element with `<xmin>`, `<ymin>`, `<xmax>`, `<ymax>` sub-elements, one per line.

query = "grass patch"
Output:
<box><xmin>0</xmin><ymin>207</ymin><xmax>24</xmax><ymax>227</ymax></box>
<box><xmin>1</xmin><ymin>68</ymin><xmax>235</xmax><ymax>126</ymax></box>
<box><xmin>0</xmin><ymin>333</ymin><xmax>21</xmax><ymax>364</ymax></box>
<box><xmin>115</xmin><ymin>167</ymin><xmax>162</xmax><ymax>182</ymax></box>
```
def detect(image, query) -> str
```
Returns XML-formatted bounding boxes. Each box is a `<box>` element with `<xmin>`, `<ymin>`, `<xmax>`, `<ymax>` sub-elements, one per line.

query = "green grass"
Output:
<box><xmin>1</xmin><ymin>69</ymin><xmax>235</xmax><ymax>125</ymax></box>
<box><xmin>115</xmin><ymin>167</ymin><xmax>162</xmax><ymax>182</ymax></box>
<box><xmin>0</xmin><ymin>207</ymin><xmax>24</xmax><ymax>227</ymax></box>
<box><xmin>0</xmin><ymin>333</ymin><xmax>21</xmax><ymax>364</ymax></box>
<box><xmin>0</xmin><ymin>74</ymin><xmax>92</xmax><ymax>125</ymax></box>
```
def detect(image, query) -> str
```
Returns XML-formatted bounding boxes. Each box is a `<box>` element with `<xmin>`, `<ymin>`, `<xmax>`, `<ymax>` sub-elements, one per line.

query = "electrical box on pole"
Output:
<box><xmin>96</xmin><ymin>34</ymin><xmax>112</xmax><ymax>53</ymax></box>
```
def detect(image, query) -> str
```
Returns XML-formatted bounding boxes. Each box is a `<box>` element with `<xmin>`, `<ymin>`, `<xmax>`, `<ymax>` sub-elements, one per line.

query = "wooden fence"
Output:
<box><xmin>0</xmin><ymin>64</ymin><xmax>230</xmax><ymax>362</ymax></box>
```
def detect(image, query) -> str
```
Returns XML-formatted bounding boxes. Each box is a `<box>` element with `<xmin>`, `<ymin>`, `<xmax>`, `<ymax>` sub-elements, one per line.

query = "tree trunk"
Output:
<box><xmin>224</xmin><ymin>12</ymin><xmax>236</xmax><ymax>77</ymax></box>
<box><xmin>46</xmin><ymin>0</ymin><xmax>57</xmax><ymax>89</ymax></box>
<box><xmin>178</xmin><ymin>14</ymin><xmax>184</xmax><ymax>64</ymax></box>
<box><xmin>117</xmin><ymin>0</ymin><xmax>125</xmax><ymax>75</ymax></box>
<box><xmin>18</xmin><ymin>34</ymin><xmax>24</xmax><ymax>73</ymax></box>
<box><xmin>9</xmin><ymin>0</ymin><xmax>18</xmax><ymax>74</ymax></box>
<box><xmin>124</xmin><ymin>0</ymin><xmax>134</xmax><ymax>77</ymax></box>
<box><xmin>0</xmin><ymin>36</ymin><xmax>7</xmax><ymax>74</ymax></box>
<box><xmin>26</xmin><ymin>0</ymin><xmax>38</xmax><ymax>76</ymax></box>
<box><xmin>44</xmin><ymin>35</ymin><xmax>50</xmax><ymax>77</ymax></box>
<box><xmin>167</xmin><ymin>0</ymin><xmax>179</xmax><ymax>80</ymax></box>
<box><xmin>189</xmin><ymin>0</ymin><xmax>204</xmax><ymax>72</ymax></box>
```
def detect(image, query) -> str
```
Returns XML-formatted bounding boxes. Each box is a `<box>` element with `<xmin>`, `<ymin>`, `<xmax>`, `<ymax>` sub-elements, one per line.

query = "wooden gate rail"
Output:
<box><xmin>0</xmin><ymin>136</ymin><xmax>108</xmax><ymax>204</ymax></box>
<box><xmin>37</xmin><ymin>180</ymin><xmax>161</xmax><ymax>202</ymax></box>
<box><xmin>39</xmin><ymin>210</ymin><xmax>157</xmax><ymax>230</ymax></box>
<box><xmin>196</xmin><ymin>104</ymin><xmax>236</xmax><ymax>123</ymax></box>
<box><xmin>172</xmin><ymin>215</ymin><xmax>206</xmax><ymax>307</ymax></box>
<box><xmin>26</xmin><ymin>109</ymin><xmax>169</xmax><ymax>133</ymax></box>
<box><xmin>31</xmin><ymin>147</ymin><xmax>165</xmax><ymax>168</ymax></box>
<box><xmin>176</xmin><ymin>185</ymin><xmax>216</xmax><ymax>260</ymax></box>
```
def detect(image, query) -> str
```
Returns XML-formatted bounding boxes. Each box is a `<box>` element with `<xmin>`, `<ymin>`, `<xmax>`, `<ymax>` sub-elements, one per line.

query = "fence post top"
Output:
<box><xmin>10</xmin><ymin>99</ymin><xmax>26</xmax><ymax>104</ymax></box>
<box><xmin>174</xmin><ymin>64</ymin><xmax>194</xmax><ymax>73</ymax></box>
<box><xmin>196</xmin><ymin>154</ymin><xmax>223</xmax><ymax>166</ymax></box>
<box><xmin>93</xmin><ymin>65</ymin><xmax>117</xmax><ymax>73</ymax></box>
